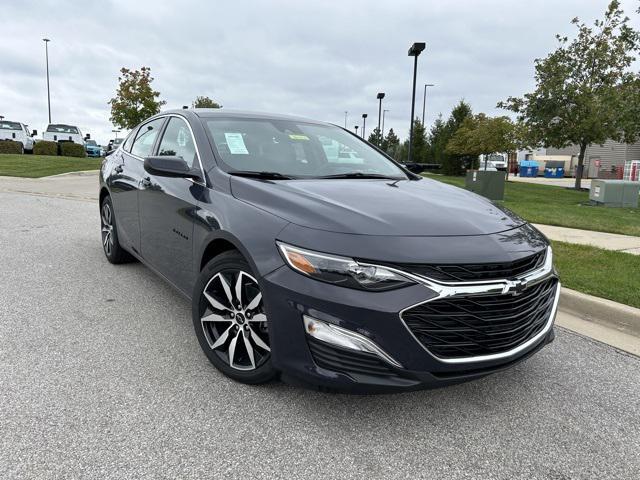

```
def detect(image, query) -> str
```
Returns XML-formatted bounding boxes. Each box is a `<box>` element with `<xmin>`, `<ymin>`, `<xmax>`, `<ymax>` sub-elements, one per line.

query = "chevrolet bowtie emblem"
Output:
<box><xmin>503</xmin><ymin>279</ymin><xmax>528</xmax><ymax>296</ymax></box>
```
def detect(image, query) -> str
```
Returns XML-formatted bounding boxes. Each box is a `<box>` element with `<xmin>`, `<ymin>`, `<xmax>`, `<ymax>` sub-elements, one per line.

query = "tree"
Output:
<box><xmin>383</xmin><ymin>128</ymin><xmax>400</xmax><ymax>157</ymax></box>
<box><xmin>436</xmin><ymin>100</ymin><xmax>474</xmax><ymax>175</ymax></box>
<box><xmin>499</xmin><ymin>1</ymin><xmax>640</xmax><ymax>189</ymax></box>
<box><xmin>446</xmin><ymin>114</ymin><xmax>518</xmax><ymax>167</ymax></box>
<box><xmin>367</xmin><ymin>127</ymin><xmax>383</xmax><ymax>146</ymax></box>
<box><xmin>193</xmin><ymin>96</ymin><xmax>222</xmax><ymax>108</ymax></box>
<box><xmin>410</xmin><ymin>118</ymin><xmax>428</xmax><ymax>162</ymax></box>
<box><xmin>109</xmin><ymin>67</ymin><xmax>166</xmax><ymax>130</ymax></box>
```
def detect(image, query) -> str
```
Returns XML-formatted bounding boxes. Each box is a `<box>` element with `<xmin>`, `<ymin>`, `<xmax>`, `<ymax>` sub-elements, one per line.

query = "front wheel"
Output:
<box><xmin>192</xmin><ymin>251</ymin><xmax>276</xmax><ymax>384</ymax></box>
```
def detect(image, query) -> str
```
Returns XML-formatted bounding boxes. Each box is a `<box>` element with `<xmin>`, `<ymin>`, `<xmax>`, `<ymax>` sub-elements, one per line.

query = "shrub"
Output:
<box><xmin>34</xmin><ymin>140</ymin><xmax>59</xmax><ymax>156</ymax></box>
<box><xmin>60</xmin><ymin>142</ymin><xmax>86</xmax><ymax>158</ymax></box>
<box><xmin>0</xmin><ymin>140</ymin><xmax>24</xmax><ymax>154</ymax></box>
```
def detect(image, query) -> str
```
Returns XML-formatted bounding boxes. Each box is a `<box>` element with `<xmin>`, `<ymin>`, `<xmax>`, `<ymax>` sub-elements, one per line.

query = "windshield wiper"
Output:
<box><xmin>229</xmin><ymin>170</ymin><xmax>295</xmax><ymax>180</ymax></box>
<box><xmin>316</xmin><ymin>172</ymin><xmax>402</xmax><ymax>180</ymax></box>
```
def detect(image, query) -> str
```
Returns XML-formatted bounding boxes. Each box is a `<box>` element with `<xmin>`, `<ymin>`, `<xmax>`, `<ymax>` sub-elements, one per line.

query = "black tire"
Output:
<box><xmin>100</xmin><ymin>195</ymin><xmax>134</xmax><ymax>264</ymax></box>
<box><xmin>192</xmin><ymin>251</ymin><xmax>276</xmax><ymax>384</ymax></box>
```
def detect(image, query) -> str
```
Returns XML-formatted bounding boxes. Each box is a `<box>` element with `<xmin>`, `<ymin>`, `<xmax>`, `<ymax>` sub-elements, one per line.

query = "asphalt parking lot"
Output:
<box><xmin>1</xmin><ymin>191</ymin><xmax>639</xmax><ymax>479</ymax></box>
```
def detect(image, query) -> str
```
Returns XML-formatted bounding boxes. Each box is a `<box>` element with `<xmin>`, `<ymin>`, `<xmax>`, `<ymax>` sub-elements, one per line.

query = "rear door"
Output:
<box><xmin>108</xmin><ymin>117</ymin><xmax>166</xmax><ymax>255</ymax></box>
<box><xmin>138</xmin><ymin>115</ymin><xmax>204</xmax><ymax>294</ymax></box>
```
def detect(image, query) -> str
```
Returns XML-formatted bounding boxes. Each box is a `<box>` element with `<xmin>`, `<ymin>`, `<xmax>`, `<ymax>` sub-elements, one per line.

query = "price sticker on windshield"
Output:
<box><xmin>224</xmin><ymin>132</ymin><xmax>249</xmax><ymax>154</ymax></box>
<box><xmin>289</xmin><ymin>134</ymin><xmax>309</xmax><ymax>141</ymax></box>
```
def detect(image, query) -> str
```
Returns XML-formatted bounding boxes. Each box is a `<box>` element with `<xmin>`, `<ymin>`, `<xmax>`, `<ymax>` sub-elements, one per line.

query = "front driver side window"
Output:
<box><xmin>130</xmin><ymin>118</ymin><xmax>165</xmax><ymax>158</ymax></box>
<box><xmin>157</xmin><ymin>117</ymin><xmax>198</xmax><ymax>169</ymax></box>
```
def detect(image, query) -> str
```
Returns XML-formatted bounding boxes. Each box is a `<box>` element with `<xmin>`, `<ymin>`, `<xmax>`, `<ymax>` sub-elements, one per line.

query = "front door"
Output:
<box><xmin>138</xmin><ymin>116</ymin><xmax>203</xmax><ymax>294</ymax></box>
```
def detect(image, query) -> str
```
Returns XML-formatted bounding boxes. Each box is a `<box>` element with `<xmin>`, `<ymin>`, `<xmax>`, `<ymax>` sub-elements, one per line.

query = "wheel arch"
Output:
<box><xmin>198</xmin><ymin>231</ymin><xmax>259</xmax><ymax>276</ymax></box>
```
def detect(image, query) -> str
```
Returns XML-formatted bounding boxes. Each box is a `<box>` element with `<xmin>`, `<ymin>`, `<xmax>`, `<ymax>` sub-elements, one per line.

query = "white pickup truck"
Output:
<box><xmin>0</xmin><ymin>120</ymin><xmax>36</xmax><ymax>153</ymax></box>
<box><xmin>43</xmin><ymin>123</ymin><xmax>85</xmax><ymax>145</ymax></box>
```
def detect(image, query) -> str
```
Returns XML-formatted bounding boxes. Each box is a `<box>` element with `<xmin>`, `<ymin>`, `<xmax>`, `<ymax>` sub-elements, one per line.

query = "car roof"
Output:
<box><xmin>161</xmin><ymin>108</ymin><xmax>330</xmax><ymax>126</ymax></box>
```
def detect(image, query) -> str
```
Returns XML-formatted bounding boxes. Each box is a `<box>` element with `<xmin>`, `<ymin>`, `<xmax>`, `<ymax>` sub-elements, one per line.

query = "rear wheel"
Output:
<box><xmin>100</xmin><ymin>196</ymin><xmax>134</xmax><ymax>264</ymax></box>
<box><xmin>192</xmin><ymin>251</ymin><xmax>276</xmax><ymax>384</ymax></box>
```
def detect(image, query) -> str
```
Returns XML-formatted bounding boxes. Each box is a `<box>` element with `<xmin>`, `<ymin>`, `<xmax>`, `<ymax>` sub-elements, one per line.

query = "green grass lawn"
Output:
<box><xmin>0</xmin><ymin>154</ymin><xmax>102</xmax><ymax>178</ymax></box>
<box><xmin>424</xmin><ymin>173</ymin><xmax>640</xmax><ymax>237</ymax></box>
<box><xmin>552</xmin><ymin>241</ymin><xmax>640</xmax><ymax>309</ymax></box>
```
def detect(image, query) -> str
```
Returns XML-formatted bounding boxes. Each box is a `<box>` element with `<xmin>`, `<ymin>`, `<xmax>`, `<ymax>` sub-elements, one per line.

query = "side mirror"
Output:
<box><xmin>144</xmin><ymin>156</ymin><xmax>202</xmax><ymax>181</ymax></box>
<box><xmin>404</xmin><ymin>163</ymin><xmax>427</xmax><ymax>174</ymax></box>
<box><xmin>31</xmin><ymin>129</ymin><xmax>38</xmax><ymax>137</ymax></box>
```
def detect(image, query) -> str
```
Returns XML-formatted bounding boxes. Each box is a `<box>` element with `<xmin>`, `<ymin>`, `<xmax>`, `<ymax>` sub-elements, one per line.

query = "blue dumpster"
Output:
<box><xmin>544</xmin><ymin>167</ymin><xmax>565</xmax><ymax>178</ymax></box>
<box><xmin>519</xmin><ymin>161</ymin><xmax>539</xmax><ymax>177</ymax></box>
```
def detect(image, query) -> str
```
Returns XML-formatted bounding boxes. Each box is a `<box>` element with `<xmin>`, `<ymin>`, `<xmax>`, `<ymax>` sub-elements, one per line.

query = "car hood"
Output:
<box><xmin>230</xmin><ymin>177</ymin><xmax>525</xmax><ymax>236</ymax></box>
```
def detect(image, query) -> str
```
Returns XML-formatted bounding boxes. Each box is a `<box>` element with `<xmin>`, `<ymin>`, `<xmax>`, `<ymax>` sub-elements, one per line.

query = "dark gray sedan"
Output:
<box><xmin>98</xmin><ymin>109</ymin><xmax>559</xmax><ymax>393</ymax></box>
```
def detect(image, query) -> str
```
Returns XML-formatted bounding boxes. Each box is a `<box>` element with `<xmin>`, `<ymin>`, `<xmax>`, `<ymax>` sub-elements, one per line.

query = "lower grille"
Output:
<box><xmin>402</xmin><ymin>277</ymin><xmax>558</xmax><ymax>359</ymax></box>
<box><xmin>307</xmin><ymin>337</ymin><xmax>399</xmax><ymax>378</ymax></box>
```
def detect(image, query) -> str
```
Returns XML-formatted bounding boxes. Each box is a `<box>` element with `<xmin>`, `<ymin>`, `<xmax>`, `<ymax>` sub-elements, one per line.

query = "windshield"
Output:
<box><xmin>46</xmin><ymin>124</ymin><xmax>79</xmax><ymax>134</ymax></box>
<box><xmin>113</xmin><ymin>138</ymin><xmax>124</xmax><ymax>144</ymax></box>
<box><xmin>86</xmin><ymin>140</ymin><xmax>97</xmax><ymax>146</ymax></box>
<box><xmin>204</xmin><ymin>117</ymin><xmax>407</xmax><ymax>179</ymax></box>
<box><xmin>0</xmin><ymin>121</ymin><xmax>22</xmax><ymax>131</ymax></box>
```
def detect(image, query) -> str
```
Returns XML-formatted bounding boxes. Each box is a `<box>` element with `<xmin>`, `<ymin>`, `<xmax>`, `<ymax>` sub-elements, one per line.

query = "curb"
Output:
<box><xmin>558</xmin><ymin>287</ymin><xmax>640</xmax><ymax>337</ymax></box>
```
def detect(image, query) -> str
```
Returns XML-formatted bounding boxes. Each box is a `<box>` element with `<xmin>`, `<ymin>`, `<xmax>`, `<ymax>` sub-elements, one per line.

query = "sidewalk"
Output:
<box><xmin>509</xmin><ymin>175</ymin><xmax>592</xmax><ymax>189</ymax></box>
<box><xmin>534</xmin><ymin>223</ymin><xmax>640</xmax><ymax>255</ymax></box>
<box><xmin>0</xmin><ymin>170</ymin><xmax>98</xmax><ymax>201</ymax></box>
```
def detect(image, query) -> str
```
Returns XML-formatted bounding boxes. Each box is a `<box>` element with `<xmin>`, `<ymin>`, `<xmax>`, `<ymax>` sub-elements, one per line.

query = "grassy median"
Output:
<box><xmin>424</xmin><ymin>173</ymin><xmax>640</xmax><ymax>237</ymax></box>
<box><xmin>0</xmin><ymin>154</ymin><xmax>102</xmax><ymax>178</ymax></box>
<box><xmin>551</xmin><ymin>241</ymin><xmax>640</xmax><ymax>308</ymax></box>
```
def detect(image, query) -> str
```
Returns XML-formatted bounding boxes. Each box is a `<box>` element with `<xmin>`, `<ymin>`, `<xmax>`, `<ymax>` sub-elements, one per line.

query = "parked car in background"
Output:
<box><xmin>43</xmin><ymin>124</ymin><xmax>84</xmax><ymax>144</ymax></box>
<box><xmin>85</xmin><ymin>139</ymin><xmax>102</xmax><ymax>157</ymax></box>
<box><xmin>0</xmin><ymin>120</ymin><xmax>36</xmax><ymax>153</ymax></box>
<box><xmin>98</xmin><ymin>109</ymin><xmax>559</xmax><ymax>393</ymax></box>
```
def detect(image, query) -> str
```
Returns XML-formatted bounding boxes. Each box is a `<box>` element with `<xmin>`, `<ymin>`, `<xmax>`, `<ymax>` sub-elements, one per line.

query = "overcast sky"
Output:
<box><xmin>1</xmin><ymin>0</ymin><xmax>639</xmax><ymax>145</ymax></box>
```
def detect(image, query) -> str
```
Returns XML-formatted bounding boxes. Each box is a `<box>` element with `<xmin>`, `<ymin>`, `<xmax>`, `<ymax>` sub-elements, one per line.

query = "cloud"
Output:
<box><xmin>1</xmin><ymin>0</ymin><xmax>638</xmax><ymax>144</ymax></box>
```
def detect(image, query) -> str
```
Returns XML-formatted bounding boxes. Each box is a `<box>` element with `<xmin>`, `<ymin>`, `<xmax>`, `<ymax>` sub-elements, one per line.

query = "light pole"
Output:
<box><xmin>422</xmin><ymin>83</ymin><xmax>434</xmax><ymax>126</ymax></box>
<box><xmin>112</xmin><ymin>129</ymin><xmax>121</xmax><ymax>139</ymax></box>
<box><xmin>361</xmin><ymin>113</ymin><xmax>367</xmax><ymax>138</ymax></box>
<box><xmin>344</xmin><ymin>111</ymin><xmax>348</xmax><ymax>128</ymax></box>
<box><xmin>354</xmin><ymin>125</ymin><xmax>359</xmax><ymax>136</ymax></box>
<box><xmin>43</xmin><ymin>38</ymin><xmax>51</xmax><ymax>124</ymax></box>
<box><xmin>382</xmin><ymin>109</ymin><xmax>389</xmax><ymax>138</ymax></box>
<box><xmin>376</xmin><ymin>93</ymin><xmax>385</xmax><ymax>144</ymax></box>
<box><xmin>407</xmin><ymin>42</ymin><xmax>425</xmax><ymax>163</ymax></box>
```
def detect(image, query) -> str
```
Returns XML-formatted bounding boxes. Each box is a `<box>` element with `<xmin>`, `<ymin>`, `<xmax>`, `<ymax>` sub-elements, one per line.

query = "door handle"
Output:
<box><xmin>114</xmin><ymin>164</ymin><xmax>123</xmax><ymax>173</ymax></box>
<box><xmin>141</xmin><ymin>177</ymin><xmax>152</xmax><ymax>188</ymax></box>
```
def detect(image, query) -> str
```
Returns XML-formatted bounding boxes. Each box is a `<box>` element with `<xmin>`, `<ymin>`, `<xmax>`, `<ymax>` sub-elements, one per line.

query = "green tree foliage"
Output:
<box><xmin>109</xmin><ymin>67</ymin><xmax>166</xmax><ymax>130</ymax></box>
<box><xmin>431</xmin><ymin>100</ymin><xmax>474</xmax><ymax>175</ymax></box>
<box><xmin>446</xmin><ymin>114</ymin><xmax>518</xmax><ymax>164</ymax></box>
<box><xmin>193</xmin><ymin>96</ymin><xmax>222</xmax><ymax>108</ymax></box>
<box><xmin>409</xmin><ymin>118</ymin><xmax>429</xmax><ymax>162</ymax></box>
<box><xmin>499</xmin><ymin>1</ymin><xmax>640</xmax><ymax>188</ymax></box>
<box><xmin>367</xmin><ymin>127</ymin><xmax>383</xmax><ymax>146</ymax></box>
<box><xmin>383</xmin><ymin>128</ymin><xmax>400</xmax><ymax>157</ymax></box>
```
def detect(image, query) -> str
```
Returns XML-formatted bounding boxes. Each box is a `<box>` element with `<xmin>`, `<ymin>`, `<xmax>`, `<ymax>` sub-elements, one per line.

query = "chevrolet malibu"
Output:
<box><xmin>99</xmin><ymin>109</ymin><xmax>559</xmax><ymax>393</ymax></box>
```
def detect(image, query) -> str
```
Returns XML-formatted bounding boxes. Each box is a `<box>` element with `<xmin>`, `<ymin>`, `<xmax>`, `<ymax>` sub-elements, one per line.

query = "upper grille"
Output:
<box><xmin>402</xmin><ymin>277</ymin><xmax>558</xmax><ymax>359</ymax></box>
<box><xmin>389</xmin><ymin>250</ymin><xmax>546</xmax><ymax>283</ymax></box>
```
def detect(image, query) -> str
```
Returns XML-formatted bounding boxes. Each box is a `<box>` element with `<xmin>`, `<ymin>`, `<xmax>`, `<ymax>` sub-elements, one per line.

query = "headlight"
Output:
<box><xmin>277</xmin><ymin>242</ymin><xmax>415</xmax><ymax>291</ymax></box>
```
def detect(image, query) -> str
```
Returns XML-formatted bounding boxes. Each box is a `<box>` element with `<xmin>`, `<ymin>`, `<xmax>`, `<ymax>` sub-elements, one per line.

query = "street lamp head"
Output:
<box><xmin>377</xmin><ymin>92</ymin><xmax>385</xmax><ymax>100</ymax></box>
<box><xmin>354</xmin><ymin>125</ymin><xmax>359</xmax><ymax>131</ymax></box>
<box><xmin>42</xmin><ymin>38</ymin><xmax>50</xmax><ymax>43</ymax></box>
<box><xmin>362</xmin><ymin>113</ymin><xmax>368</xmax><ymax>119</ymax></box>
<box><xmin>182</xmin><ymin>105</ymin><xmax>189</xmax><ymax>109</ymax></box>
<box><xmin>408</xmin><ymin>42</ymin><xmax>426</xmax><ymax>57</ymax></box>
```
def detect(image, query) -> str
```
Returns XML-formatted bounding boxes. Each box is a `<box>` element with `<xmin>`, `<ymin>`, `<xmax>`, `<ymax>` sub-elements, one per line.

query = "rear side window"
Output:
<box><xmin>157</xmin><ymin>117</ymin><xmax>198</xmax><ymax>168</ymax></box>
<box><xmin>123</xmin><ymin>130</ymin><xmax>136</xmax><ymax>152</ymax></box>
<box><xmin>130</xmin><ymin>118</ymin><xmax>165</xmax><ymax>158</ymax></box>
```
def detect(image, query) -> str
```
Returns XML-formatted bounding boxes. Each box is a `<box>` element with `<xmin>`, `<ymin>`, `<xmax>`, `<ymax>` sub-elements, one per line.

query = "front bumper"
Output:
<box><xmin>261</xmin><ymin>263</ymin><xmax>559</xmax><ymax>393</ymax></box>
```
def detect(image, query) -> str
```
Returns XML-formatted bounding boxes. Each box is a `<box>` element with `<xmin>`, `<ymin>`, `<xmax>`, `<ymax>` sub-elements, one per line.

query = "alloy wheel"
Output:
<box><xmin>200</xmin><ymin>270</ymin><xmax>270</xmax><ymax>371</ymax></box>
<box><xmin>101</xmin><ymin>202</ymin><xmax>114</xmax><ymax>257</ymax></box>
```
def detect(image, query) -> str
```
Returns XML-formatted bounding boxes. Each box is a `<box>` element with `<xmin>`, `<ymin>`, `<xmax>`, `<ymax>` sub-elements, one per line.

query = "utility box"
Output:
<box><xmin>465</xmin><ymin>170</ymin><xmax>505</xmax><ymax>201</ymax></box>
<box><xmin>590</xmin><ymin>180</ymin><xmax>639</xmax><ymax>208</ymax></box>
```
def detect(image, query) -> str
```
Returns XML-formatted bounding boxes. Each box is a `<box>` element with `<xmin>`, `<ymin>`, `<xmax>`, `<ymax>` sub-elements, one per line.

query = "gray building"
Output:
<box><xmin>546</xmin><ymin>140</ymin><xmax>640</xmax><ymax>178</ymax></box>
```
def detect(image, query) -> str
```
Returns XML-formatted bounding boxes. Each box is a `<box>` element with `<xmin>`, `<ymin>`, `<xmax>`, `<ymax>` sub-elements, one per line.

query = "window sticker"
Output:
<box><xmin>224</xmin><ymin>132</ymin><xmax>249</xmax><ymax>154</ymax></box>
<box><xmin>289</xmin><ymin>134</ymin><xmax>309</xmax><ymax>141</ymax></box>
